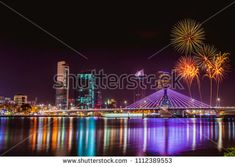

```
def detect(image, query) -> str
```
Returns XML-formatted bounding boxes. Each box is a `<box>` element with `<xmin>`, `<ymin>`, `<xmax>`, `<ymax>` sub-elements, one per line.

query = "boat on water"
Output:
<box><xmin>102</xmin><ymin>113</ymin><xmax>143</xmax><ymax>118</ymax></box>
<box><xmin>102</xmin><ymin>112</ymin><xmax>162</xmax><ymax>118</ymax></box>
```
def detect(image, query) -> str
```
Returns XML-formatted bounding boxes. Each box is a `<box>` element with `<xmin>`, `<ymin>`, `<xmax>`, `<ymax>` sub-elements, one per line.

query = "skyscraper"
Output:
<box><xmin>75</xmin><ymin>71</ymin><xmax>95</xmax><ymax>109</ymax></box>
<box><xmin>55</xmin><ymin>61</ymin><xmax>69</xmax><ymax>109</ymax></box>
<box><xmin>134</xmin><ymin>69</ymin><xmax>145</xmax><ymax>102</ymax></box>
<box><xmin>95</xmin><ymin>90</ymin><xmax>102</xmax><ymax>108</ymax></box>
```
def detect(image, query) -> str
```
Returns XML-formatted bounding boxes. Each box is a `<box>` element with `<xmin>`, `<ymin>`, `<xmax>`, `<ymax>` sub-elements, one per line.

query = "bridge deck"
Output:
<box><xmin>43</xmin><ymin>107</ymin><xmax>235</xmax><ymax>113</ymax></box>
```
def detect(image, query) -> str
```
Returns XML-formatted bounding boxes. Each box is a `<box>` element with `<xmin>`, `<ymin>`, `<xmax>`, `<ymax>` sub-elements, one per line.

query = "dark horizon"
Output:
<box><xmin>0</xmin><ymin>1</ymin><xmax>235</xmax><ymax>105</ymax></box>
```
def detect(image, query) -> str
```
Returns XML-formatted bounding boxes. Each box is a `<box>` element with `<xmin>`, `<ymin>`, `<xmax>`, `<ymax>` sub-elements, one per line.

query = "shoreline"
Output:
<box><xmin>0</xmin><ymin>115</ymin><xmax>235</xmax><ymax>119</ymax></box>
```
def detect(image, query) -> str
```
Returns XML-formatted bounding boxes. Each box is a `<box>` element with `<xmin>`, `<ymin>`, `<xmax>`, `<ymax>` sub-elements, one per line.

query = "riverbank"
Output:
<box><xmin>0</xmin><ymin>114</ymin><xmax>235</xmax><ymax>119</ymax></box>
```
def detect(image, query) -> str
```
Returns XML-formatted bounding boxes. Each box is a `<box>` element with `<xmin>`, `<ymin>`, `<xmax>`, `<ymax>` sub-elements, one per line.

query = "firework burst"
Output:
<box><xmin>194</xmin><ymin>44</ymin><xmax>217</xmax><ymax>69</ymax></box>
<box><xmin>171</xmin><ymin>19</ymin><xmax>205</xmax><ymax>55</ymax></box>
<box><xmin>175</xmin><ymin>56</ymin><xmax>199</xmax><ymax>97</ymax></box>
<box><xmin>194</xmin><ymin>45</ymin><xmax>217</xmax><ymax>105</ymax></box>
<box><xmin>213</xmin><ymin>52</ymin><xmax>229</xmax><ymax>81</ymax></box>
<box><xmin>213</xmin><ymin>52</ymin><xmax>230</xmax><ymax>102</ymax></box>
<box><xmin>197</xmin><ymin>50</ymin><xmax>230</xmax><ymax>106</ymax></box>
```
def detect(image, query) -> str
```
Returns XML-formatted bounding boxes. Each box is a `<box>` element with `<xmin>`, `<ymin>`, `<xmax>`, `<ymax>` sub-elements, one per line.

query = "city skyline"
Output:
<box><xmin>1</xmin><ymin>0</ymin><xmax>235</xmax><ymax>160</ymax></box>
<box><xmin>0</xmin><ymin>1</ymin><xmax>234</xmax><ymax>105</ymax></box>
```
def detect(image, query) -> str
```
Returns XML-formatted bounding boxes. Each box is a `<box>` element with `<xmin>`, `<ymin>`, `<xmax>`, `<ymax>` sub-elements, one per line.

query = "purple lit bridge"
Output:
<box><xmin>43</xmin><ymin>89</ymin><xmax>235</xmax><ymax>117</ymax></box>
<box><xmin>126</xmin><ymin>88</ymin><xmax>210</xmax><ymax>110</ymax></box>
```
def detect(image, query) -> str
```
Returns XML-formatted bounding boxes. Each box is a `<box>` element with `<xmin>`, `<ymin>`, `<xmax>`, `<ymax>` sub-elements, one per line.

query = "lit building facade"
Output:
<box><xmin>134</xmin><ymin>69</ymin><xmax>145</xmax><ymax>101</ymax></box>
<box><xmin>0</xmin><ymin>96</ymin><xmax>5</xmax><ymax>104</ymax></box>
<box><xmin>75</xmin><ymin>72</ymin><xmax>95</xmax><ymax>109</ymax></box>
<box><xmin>104</xmin><ymin>99</ymin><xmax>117</xmax><ymax>108</ymax></box>
<box><xmin>95</xmin><ymin>90</ymin><xmax>102</xmax><ymax>108</ymax></box>
<box><xmin>14</xmin><ymin>94</ymin><xmax>27</xmax><ymax>105</ymax></box>
<box><xmin>55</xmin><ymin>61</ymin><xmax>69</xmax><ymax>109</ymax></box>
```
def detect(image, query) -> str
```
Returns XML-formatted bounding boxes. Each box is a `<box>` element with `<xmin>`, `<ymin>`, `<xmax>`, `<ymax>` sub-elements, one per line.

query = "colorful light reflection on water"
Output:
<box><xmin>0</xmin><ymin>117</ymin><xmax>235</xmax><ymax>156</ymax></box>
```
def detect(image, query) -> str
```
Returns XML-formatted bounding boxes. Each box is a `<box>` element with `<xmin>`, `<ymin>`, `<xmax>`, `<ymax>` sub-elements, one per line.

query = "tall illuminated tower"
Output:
<box><xmin>55</xmin><ymin>61</ymin><xmax>69</xmax><ymax>109</ymax></box>
<box><xmin>158</xmin><ymin>71</ymin><xmax>171</xmax><ymax>108</ymax></box>
<box><xmin>75</xmin><ymin>71</ymin><xmax>95</xmax><ymax>109</ymax></box>
<box><xmin>134</xmin><ymin>69</ymin><xmax>145</xmax><ymax>102</ymax></box>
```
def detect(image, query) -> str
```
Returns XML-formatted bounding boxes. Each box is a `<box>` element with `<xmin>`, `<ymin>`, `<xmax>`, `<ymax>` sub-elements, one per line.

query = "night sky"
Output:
<box><xmin>0</xmin><ymin>1</ymin><xmax>234</xmax><ymax>105</ymax></box>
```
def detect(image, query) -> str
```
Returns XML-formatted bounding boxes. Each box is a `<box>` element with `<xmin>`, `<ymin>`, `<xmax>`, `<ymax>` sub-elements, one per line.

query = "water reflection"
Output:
<box><xmin>0</xmin><ymin>117</ymin><xmax>235</xmax><ymax>156</ymax></box>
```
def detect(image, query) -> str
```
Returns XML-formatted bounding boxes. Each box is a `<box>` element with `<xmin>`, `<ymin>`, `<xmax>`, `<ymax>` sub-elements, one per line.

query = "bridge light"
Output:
<box><xmin>216</xmin><ymin>98</ymin><xmax>221</xmax><ymax>107</ymax></box>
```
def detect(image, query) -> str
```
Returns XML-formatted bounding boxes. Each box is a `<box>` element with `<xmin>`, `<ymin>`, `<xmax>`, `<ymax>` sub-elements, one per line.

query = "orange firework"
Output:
<box><xmin>195</xmin><ymin>45</ymin><xmax>217</xmax><ymax>105</ymax></box>
<box><xmin>212</xmin><ymin>52</ymin><xmax>230</xmax><ymax>101</ymax></box>
<box><xmin>197</xmin><ymin>49</ymin><xmax>230</xmax><ymax>106</ymax></box>
<box><xmin>213</xmin><ymin>54</ymin><xmax>228</xmax><ymax>81</ymax></box>
<box><xmin>175</xmin><ymin>56</ymin><xmax>199</xmax><ymax>97</ymax></box>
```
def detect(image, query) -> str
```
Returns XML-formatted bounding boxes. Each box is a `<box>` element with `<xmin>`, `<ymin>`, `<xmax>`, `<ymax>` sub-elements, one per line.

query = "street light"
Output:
<box><xmin>104</xmin><ymin>102</ymin><xmax>107</xmax><ymax>108</ymax></box>
<box><xmin>216</xmin><ymin>98</ymin><xmax>221</xmax><ymax>107</ymax></box>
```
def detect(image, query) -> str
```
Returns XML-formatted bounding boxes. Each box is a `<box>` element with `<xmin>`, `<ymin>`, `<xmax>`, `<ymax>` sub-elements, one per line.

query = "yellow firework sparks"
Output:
<box><xmin>175</xmin><ymin>56</ymin><xmax>199</xmax><ymax>86</ymax></box>
<box><xmin>212</xmin><ymin>52</ymin><xmax>230</xmax><ymax>102</ymax></box>
<box><xmin>199</xmin><ymin>51</ymin><xmax>230</xmax><ymax>105</ymax></box>
<box><xmin>195</xmin><ymin>44</ymin><xmax>217</xmax><ymax>69</ymax></box>
<box><xmin>212</xmin><ymin>52</ymin><xmax>230</xmax><ymax>82</ymax></box>
<box><xmin>171</xmin><ymin>19</ymin><xmax>205</xmax><ymax>55</ymax></box>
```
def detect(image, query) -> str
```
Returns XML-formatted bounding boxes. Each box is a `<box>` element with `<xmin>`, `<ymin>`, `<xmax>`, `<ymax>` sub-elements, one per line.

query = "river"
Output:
<box><xmin>0</xmin><ymin>117</ymin><xmax>235</xmax><ymax>156</ymax></box>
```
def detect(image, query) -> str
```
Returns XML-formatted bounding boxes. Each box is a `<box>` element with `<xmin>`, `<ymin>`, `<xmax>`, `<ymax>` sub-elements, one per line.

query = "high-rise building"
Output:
<box><xmin>0</xmin><ymin>96</ymin><xmax>5</xmax><ymax>104</ymax></box>
<box><xmin>95</xmin><ymin>90</ymin><xmax>102</xmax><ymax>108</ymax></box>
<box><xmin>75</xmin><ymin>71</ymin><xmax>95</xmax><ymax>109</ymax></box>
<box><xmin>134</xmin><ymin>69</ymin><xmax>145</xmax><ymax>101</ymax></box>
<box><xmin>55</xmin><ymin>61</ymin><xmax>69</xmax><ymax>109</ymax></box>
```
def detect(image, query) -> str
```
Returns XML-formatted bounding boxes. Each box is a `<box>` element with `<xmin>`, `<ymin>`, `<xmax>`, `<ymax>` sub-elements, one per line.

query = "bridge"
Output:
<box><xmin>126</xmin><ymin>88</ymin><xmax>210</xmax><ymax>109</ymax></box>
<box><xmin>41</xmin><ymin>88</ymin><xmax>235</xmax><ymax>117</ymax></box>
<box><xmin>43</xmin><ymin>106</ymin><xmax>235</xmax><ymax>113</ymax></box>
